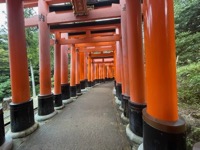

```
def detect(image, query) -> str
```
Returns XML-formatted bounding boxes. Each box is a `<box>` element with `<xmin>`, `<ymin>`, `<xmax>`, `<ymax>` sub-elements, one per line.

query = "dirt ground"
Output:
<box><xmin>179</xmin><ymin>103</ymin><xmax>200</xmax><ymax>150</ymax></box>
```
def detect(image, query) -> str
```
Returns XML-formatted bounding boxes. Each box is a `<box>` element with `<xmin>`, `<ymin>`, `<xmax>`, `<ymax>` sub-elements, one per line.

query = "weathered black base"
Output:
<box><xmin>80</xmin><ymin>80</ymin><xmax>85</xmax><ymax>89</ymax></box>
<box><xmin>116</xmin><ymin>83</ymin><xmax>122</xmax><ymax>101</ymax></box>
<box><xmin>114</xmin><ymin>80</ymin><xmax>116</xmax><ymax>89</ymax></box>
<box><xmin>10</xmin><ymin>100</ymin><xmax>35</xmax><ymax>132</ymax></box>
<box><xmin>0</xmin><ymin>108</ymin><xmax>5</xmax><ymax>145</ymax></box>
<box><xmin>143</xmin><ymin>109</ymin><xmax>186</xmax><ymax>150</ymax></box>
<box><xmin>88</xmin><ymin>81</ymin><xmax>92</xmax><ymax>87</ymax></box>
<box><xmin>91</xmin><ymin>81</ymin><xmax>95</xmax><ymax>86</ymax></box>
<box><xmin>54</xmin><ymin>94</ymin><xmax>62</xmax><ymax>107</ymax></box>
<box><xmin>70</xmin><ymin>86</ymin><xmax>77</xmax><ymax>97</ymax></box>
<box><xmin>129</xmin><ymin>100</ymin><xmax>146</xmax><ymax>137</ymax></box>
<box><xmin>76</xmin><ymin>84</ymin><xmax>81</xmax><ymax>94</ymax></box>
<box><xmin>61</xmin><ymin>83</ymin><xmax>70</xmax><ymax>100</ymax></box>
<box><xmin>98</xmin><ymin>79</ymin><xmax>101</xmax><ymax>83</ymax></box>
<box><xmin>122</xmin><ymin>95</ymin><xmax>130</xmax><ymax>118</ymax></box>
<box><xmin>94</xmin><ymin>79</ymin><xmax>97</xmax><ymax>85</ymax></box>
<box><xmin>38</xmin><ymin>94</ymin><xmax>54</xmax><ymax>116</ymax></box>
<box><xmin>85</xmin><ymin>79</ymin><xmax>88</xmax><ymax>87</ymax></box>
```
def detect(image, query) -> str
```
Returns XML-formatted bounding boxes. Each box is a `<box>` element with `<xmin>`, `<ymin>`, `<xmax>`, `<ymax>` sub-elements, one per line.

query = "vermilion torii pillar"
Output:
<box><xmin>75</xmin><ymin>49</ymin><xmax>82</xmax><ymax>96</ymax></box>
<box><xmin>141</xmin><ymin>0</ymin><xmax>186</xmax><ymax>149</ymax></box>
<box><xmin>36</xmin><ymin>0</ymin><xmax>57</xmax><ymax>121</ymax></box>
<box><xmin>115</xmin><ymin>28</ymin><xmax>122</xmax><ymax>102</ymax></box>
<box><xmin>90</xmin><ymin>61</ymin><xmax>94</xmax><ymax>86</ymax></box>
<box><xmin>54</xmin><ymin>32</ymin><xmax>64</xmax><ymax>110</ymax></box>
<box><xmin>126</xmin><ymin>0</ymin><xmax>146</xmax><ymax>143</ymax></box>
<box><xmin>87</xmin><ymin>54</ymin><xmax>92</xmax><ymax>87</ymax></box>
<box><xmin>70</xmin><ymin>44</ymin><xmax>77</xmax><ymax>99</ymax></box>
<box><xmin>96</xmin><ymin>63</ymin><xmax>100</xmax><ymax>83</ymax></box>
<box><xmin>61</xmin><ymin>33</ymin><xmax>71</xmax><ymax>104</ymax></box>
<box><xmin>5</xmin><ymin>0</ymin><xmax>38</xmax><ymax>140</ymax></box>
<box><xmin>84</xmin><ymin>52</ymin><xmax>89</xmax><ymax>87</ymax></box>
<box><xmin>120</xmin><ymin>0</ymin><xmax>130</xmax><ymax>119</ymax></box>
<box><xmin>99</xmin><ymin>64</ymin><xmax>102</xmax><ymax>83</ymax></box>
<box><xmin>79</xmin><ymin>51</ymin><xmax>86</xmax><ymax>90</ymax></box>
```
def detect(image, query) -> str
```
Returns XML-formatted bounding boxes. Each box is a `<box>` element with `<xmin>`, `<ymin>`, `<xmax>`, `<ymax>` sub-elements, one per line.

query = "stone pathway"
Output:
<box><xmin>12</xmin><ymin>82</ymin><xmax>131</xmax><ymax>150</ymax></box>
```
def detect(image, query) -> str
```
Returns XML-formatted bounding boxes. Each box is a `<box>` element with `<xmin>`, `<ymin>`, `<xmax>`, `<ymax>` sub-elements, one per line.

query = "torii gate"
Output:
<box><xmin>0</xmin><ymin>0</ymin><xmax>186</xmax><ymax>150</ymax></box>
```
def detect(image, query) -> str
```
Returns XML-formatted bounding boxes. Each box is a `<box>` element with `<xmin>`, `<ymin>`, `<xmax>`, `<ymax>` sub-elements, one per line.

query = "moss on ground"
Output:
<box><xmin>177</xmin><ymin>62</ymin><xmax>200</xmax><ymax>150</ymax></box>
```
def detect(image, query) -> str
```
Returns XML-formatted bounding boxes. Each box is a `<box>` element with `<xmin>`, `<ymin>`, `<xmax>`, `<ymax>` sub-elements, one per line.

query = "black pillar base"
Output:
<box><xmin>0</xmin><ymin>109</ymin><xmax>5</xmax><ymax>145</ymax></box>
<box><xmin>91</xmin><ymin>81</ymin><xmax>95</xmax><ymax>86</ymax></box>
<box><xmin>61</xmin><ymin>83</ymin><xmax>70</xmax><ymax>100</ymax></box>
<box><xmin>129</xmin><ymin>100</ymin><xmax>146</xmax><ymax>137</ymax></box>
<box><xmin>76</xmin><ymin>84</ymin><xmax>81</xmax><ymax>94</ymax></box>
<box><xmin>54</xmin><ymin>94</ymin><xmax>62</xmax><ymax>107</ymax></box>
<box><xmin>116</xmin><ymin>83</ymin><xmax>122</xmax><ymax>101</ymax></box>
<box><xmin>114</xmin><ymin>80</ymin><xmax>116</xmax><ymax>89</ymax></box>
<box><xmin>85</xmin><ymin>79</ymin><xmax>88</xmax><ymax>87</ymax></box>
<box><xmin>10</xmin><ymin>99</ymin><xmax>35</xmax><ymax>132</ymax></box>
<box><xmin>38</xmin><ymin>94</ymin><xmax>54</xmax><ymax>116</ymax></box>
<box><xmin>70</xmin><ymin>86</ymin><xmax>77</xmax><ymax>97</ymax></box>
<box><xmin>88</xmin><ymin>81</ymin><xmax>92</xmax><ymax>87</ymax></box>
<box><xmin>143</xmin><ymin>109</ymin><xmax>186</xmax><ymax>150</ymax></box>
<box><xmin>122</xmin><ymin>95</ymin><xmax>130</xmax><ymax>118</ymax></box>
<box><xmin>80</xmin><ymin>80</ymin><xmax>85</xmax><ymax>89</ymax></box>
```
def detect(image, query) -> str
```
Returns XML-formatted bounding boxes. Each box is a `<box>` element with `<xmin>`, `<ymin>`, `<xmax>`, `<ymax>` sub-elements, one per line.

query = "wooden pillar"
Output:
<box><xmin>84</xmin><ymin>52</ymin><xmax>88</xmax><ymax>87</ymax></box>
<box><xmin>126</xmin><ymin>0</ymin><xmax>146</xmax><ymax>140</ymax></box>
<box><xmin>91</xmin><ymin>61</ymin><xmax>94</xmax><ymax>86</ymax></box>
<box><xmin>115</xmin><ymin>29</ymin><xmax>122</xmax><ymax>101</ymax></box>
<box><xmin>61</xmin><ymin>33</ymin><xmax>70</xmax><ymax>102</ymax></box>
<box><xmin>76</xmin><ymin>49</ymin><xmax>82</xmax><ymax>95</ymax></box>
<box><xmin>70</xmin><ymin>44</ymin><xmax>77</xmax><ymax>98</ymax></box>
<box><xmin>79</xmin><ymin>51</ymin><xmax>85</xmax><ymax>89</ymax></box>
<box><xmin>120</xmin><ymin>0</ymin><xmax>130</xmax><ymax>118</ymax></box>
<box><xmin>6</xmin><ymin>0</ymin><xmax>37</xmax><ymax>137</ymax></box>
<box><xmin>36</xmin><ymin>0</ymin><xmax>56</xmax><ymax>120</ymax></box>
<box><xmin>87</xmin><ymin>54</ymin><xmax>92</xmax><ymax>87</ymax></box>
<box><xmin>99</xmin><ymin>63</ymin><xmax>102</xmax><ymax>82</ymax></box>
<box><xmin>142</xmin><ymin>0</ymin><xmax>186</xmax><ymax>149</ymax></box>
<box><xmin>54</xmin><ymin>32</ymin><xmax>63</xmax><ymax>109</ymax></box>
<box><xmin>96</xmin><ymin>64</ymin><xmax>99</xmax><ymax>83</ymax></box>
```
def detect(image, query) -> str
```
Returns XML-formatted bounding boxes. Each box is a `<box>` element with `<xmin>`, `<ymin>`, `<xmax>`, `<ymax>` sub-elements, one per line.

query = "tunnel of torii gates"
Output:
<box><xmin>0</xmin><ymin>0</ymin><xmax>187</xmax><ymax>150</ymax></box>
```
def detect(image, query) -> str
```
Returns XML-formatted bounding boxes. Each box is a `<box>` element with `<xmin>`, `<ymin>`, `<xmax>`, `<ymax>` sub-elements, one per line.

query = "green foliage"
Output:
<box><xmin>177</xmin><ymin>63</ymin><xmax>200</xmax><ymax>105</ymax></box>
<box><xmin>174</xmin><ymin>0</ymin><xmax>200</xmax><ymax>34</ymax></box>
<box><xmin>176</xmin><ymin>32</ymin><xmax>200</xmax><ymax>66</ymax></box>
<box><xmin>174</xmin><ymin>0</ymin><xmax>200</xmax><ymax>66</ymax></box>
<box><xmin>0</xmin><ymin>49</ymin><xmax>11</xmax><ymax>101</ymax></box>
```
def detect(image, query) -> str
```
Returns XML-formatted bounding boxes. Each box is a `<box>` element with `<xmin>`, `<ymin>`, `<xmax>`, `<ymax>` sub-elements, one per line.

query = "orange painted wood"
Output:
<box><xmin>75</xmin><ymin>50</ymin><xmax>80</xmax><ymax>84</ymax></box>
<box><xmin>120</xmin><ymin>0</ymin><xmax>130</xmax><ymax>96</ymax></box>
<box><xmin>76</xmin><ymin>42</ymin><xmax>115</xmax><ymax>47</ymax></box>
<box><xmin>61</xmin><ymin>33</ymin><xmax>69</xmax><ymax>84</ymax></box>
<box><xmin>70</xmin><ymin>44</ymin><xmax>76</xmax><ymax>86</ymax></box>
<box><xmin>87</xmin><ymin>55</ymin><xmax>92</xmax><ymax>82</ymax></box>
<box><xmin>59</xmin><ymin>35</ymin><xmax>120</xmax><ymax>45</ymax></box>
<box><xmin>7</xmin><ymin>0</ymin><xmax>30</xmax><ymax>104</ymax></box>
<box><xmin>79</xmin><ymin>51</ymin><xmax>85</xmax><ymax>81</ymax></box>
<box><xmin>79</xmin><ymin>47</ymin><xmax>114</xmax><ymax>53</ymax></box>
<box><xmin>91</xmin><ymin>62</ymin><xmax>94</xmax><ymax>82</ymax></box>
<box><xmin>144</xmin><ymin>0</ymin><xmax>178</xmax><ymax>121</ymax></box>
<box><xmin>84</xmin><ymin>52</ymin><xmax>88</xmax><ymax>80</ymax></box>
<box><xmin>54</xmin><ymin>32</ymin><xmax>61</xmax><ymax>94</ymax></box>
<box><xmin>38</xmin><ymin>0</ymin><xmax>52</xmax><ymax>95</ymax></box>
<box><xmin>115</xmin><ymin>28</ymin><xmax>122</xmax><ymax>84</ymax></box>
<box><xmin>126</xmin><ymin>0</ymin><xmax>145</xmax><ymax>104</ymax></box>
<box><xmin>24</xmin><ymin>15</ymin><xmax>38</xmax><ymax>28</ymax></box>
<box><xmin>47</xmin><ymin>4</ymin><xmax>121</xmax><ymax>25</ymax></box>
<box><xmin>119</xmin><ymin>39</ymin><xmax>125</xmax><ymax>94</ymax></box>
<box><xmin>90</xmin><ymin>53</ymin><xmax>114</xmax><ymax>59</ymax></box>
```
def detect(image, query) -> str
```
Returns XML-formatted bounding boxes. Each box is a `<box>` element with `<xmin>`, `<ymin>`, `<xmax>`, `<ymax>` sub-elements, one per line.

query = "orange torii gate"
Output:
<box><xmin>0</xmin><ymin>0</ymin><xmax>187</xmax><ymax>149</ymax></box>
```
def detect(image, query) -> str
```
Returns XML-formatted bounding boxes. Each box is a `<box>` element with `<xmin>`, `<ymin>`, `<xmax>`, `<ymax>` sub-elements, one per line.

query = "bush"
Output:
<box><xmin>177</xmin><ymin>63</ymin><xmax>200</xmax><ymax>105</ymax></box>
